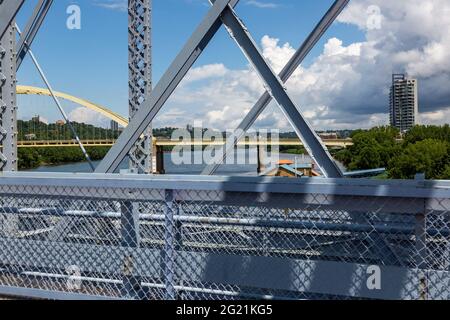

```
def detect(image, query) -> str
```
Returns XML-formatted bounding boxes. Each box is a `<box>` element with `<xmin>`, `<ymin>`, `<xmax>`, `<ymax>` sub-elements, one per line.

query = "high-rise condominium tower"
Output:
<box><xmin>389</xmin><ymin>74</ymin><xmax>418</xmax><ymax>132</ymax></box>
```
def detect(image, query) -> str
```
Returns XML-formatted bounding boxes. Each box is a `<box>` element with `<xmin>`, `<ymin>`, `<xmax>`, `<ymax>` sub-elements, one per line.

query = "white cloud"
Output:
<box><xmin>245</xmin><ymin>1</ymin><xmax>280</xmax><ymax>9</ymax></box>
<box><xmin>157</xmin><ymin>0</ymin><xmax>450</xmax><ymax>131</ymax></box>
<box><xmin>184</xmin><ymin>64</ymin><xmax>228</xmax><ymax>83</ymax></box>
<box><xmin>69</xmin><ymin>107</ymin><xmax>110</xmax><ymax>127</ymax></box>
<box><xmin>93</xmin><ymin>0</ymin><xmax>127</xmax><ymax>12</ymax></box>
<box><xmin>419</xmin><ymin>107</ymin><xmax>450</xmax><ymax>125</ymax></box>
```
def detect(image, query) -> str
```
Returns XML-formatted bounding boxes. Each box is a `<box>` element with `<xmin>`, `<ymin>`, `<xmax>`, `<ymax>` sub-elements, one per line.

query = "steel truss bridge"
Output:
<box><xmin>1</xmin><ymin>0</ymin><xmax>450</xmax><ymax>301</ymax></box>
<box><xmin>15</xmin><ymin>138</ymin><xmax>353</xmax><ymax>148</ymax></box>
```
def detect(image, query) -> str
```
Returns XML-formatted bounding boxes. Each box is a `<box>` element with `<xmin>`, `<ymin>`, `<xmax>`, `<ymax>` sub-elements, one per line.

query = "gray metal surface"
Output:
<box><xmin>0</xmin><ymin>1</ymin><xmax>24</xmax><ymax>39</ymax></box>
<box><xmin>128</xmin><ymin>0</ymin><xmax>153</xmax><ymax>174</ymax></box>
<box><xmin>0</xmin><ymin>172</ymin><xmax>449</xmax><ymax>300</ymax></box>
<box><xmin>16</xmin><ymin>0</ymin><xmax>53</xmax><ymax>70</ymax></box>
<box><xmin>95</xmin><ymin>0</ymin><xmax>240</xmax><ymax>173</ymax></box>
<box><xmin>3</xmin><ymin>171</ymin><xmax>450</xmax><ymax>199</ymax></box>
<box><xmin>202</xmin><ymin>0</ymin><xmax>349</xmax><ymax>175</ymax></box>
<box><xmin>0</xmin><ymin>23</ymin><xmax>18</xmax><ymax>171</ymax></box>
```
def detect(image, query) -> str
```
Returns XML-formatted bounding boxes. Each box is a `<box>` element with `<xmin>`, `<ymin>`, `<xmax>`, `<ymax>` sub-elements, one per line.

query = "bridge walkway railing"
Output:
<box><xmin>0</xmin><ymin>172</ymin><xmax>449</xmax><ymax>300</ymax></box>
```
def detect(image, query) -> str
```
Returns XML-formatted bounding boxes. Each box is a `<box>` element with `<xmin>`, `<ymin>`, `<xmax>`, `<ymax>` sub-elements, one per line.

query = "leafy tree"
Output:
<box><xmin>18</xmin><ymin>148</ymin><xmax>42</xmax><ymax>169</ymax></box>
<box><xmin>350</xmin><ymin>145</ymin><xmax>381</xmax><ymax>170</ymax></box>
<box><xmin>17</xmin><ymin>146</ymin><xmax>111</xmax><ymax>170</ymax></box>
<box><xmin>404</xmin><ymin>125</ymin><xmax>450</xmax><ymax>145</ymax></box>
<box><xmin>336</xmin><ymin>126</ymin><xmax>400</xmax><ymax>170</ymax></box>
<box><xmin>388</xmin><ymin>139</ymin><xmax>450</xmax><ymax>179</ymax></box>
<box><xmin>439</xmin><ymin>164</ymin><xmax>450</xmax><ymax>180</ymax></box>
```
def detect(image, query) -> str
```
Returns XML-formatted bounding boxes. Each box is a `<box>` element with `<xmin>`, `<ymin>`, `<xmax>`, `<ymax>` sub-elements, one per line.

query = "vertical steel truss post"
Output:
<box><xmin>0</xmin><ymin>23</ymin><xmax>18</xmax><ymax>171</ymax></box>
<box><xmin>120</xmin><ymin>0</ymin><xmax>153</xmax><ymax>299</ymax></box>
<box><xmin>164</xmin><ymin>189</ymin><xmax>177</xmax><ymax>300</ymax></box>
<box><xmin>128</xmin><ymin>0</ymin><xmax>153</xmax><ymax>174</ymax></box>
<box><xmin>121</xmin><ymin>198</ymin><xmax>144</xmax><ymax>299</ymax></box>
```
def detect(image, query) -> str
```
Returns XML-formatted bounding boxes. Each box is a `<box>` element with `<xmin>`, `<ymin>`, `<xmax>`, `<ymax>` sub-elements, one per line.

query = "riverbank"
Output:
<box><xmin>18</xmin><ymin>146</ymin><xmax>111</xmax><ymax>170</ymax></box>
<box><xmin>19</xmin><ymin>144</ymin><xmax>345</xmax><ymax>172</ymax></box>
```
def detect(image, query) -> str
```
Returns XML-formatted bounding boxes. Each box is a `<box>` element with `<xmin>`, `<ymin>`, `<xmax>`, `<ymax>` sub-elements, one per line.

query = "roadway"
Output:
<box><xmin>15</xmin><ymin>138</ymin><xmax>353</xmax><ymax>148</ymax></box>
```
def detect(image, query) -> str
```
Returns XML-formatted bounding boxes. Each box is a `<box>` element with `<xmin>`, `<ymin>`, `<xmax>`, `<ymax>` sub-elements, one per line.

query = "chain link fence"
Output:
<box><xmin>0</xmin><ymin>174</ymin><xmax>449</xmax><ymax>300</ymax></box>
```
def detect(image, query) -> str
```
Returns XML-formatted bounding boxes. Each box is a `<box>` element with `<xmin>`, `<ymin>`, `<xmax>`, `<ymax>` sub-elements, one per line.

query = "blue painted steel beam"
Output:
<box><xmin>16</xmin><ymin>0</ymin><xmax>53</xmax><ymax>70</ymax></box>
<box><xmin>1</xmin><ymin>171</ymin><xmax>450</xmax><ymax>199</ymax></box>
<box><xmin>0</xmin><ymin>0</ymin><xmax>25</xmax><ymax>39</ymax></box>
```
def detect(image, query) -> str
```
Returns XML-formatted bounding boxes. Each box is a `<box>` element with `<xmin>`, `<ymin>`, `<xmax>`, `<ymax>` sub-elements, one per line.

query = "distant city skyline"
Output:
<box><xmin>15</xmin><ymin>0</ymin><xmax>450</xmax><ymax>131</ymax></box>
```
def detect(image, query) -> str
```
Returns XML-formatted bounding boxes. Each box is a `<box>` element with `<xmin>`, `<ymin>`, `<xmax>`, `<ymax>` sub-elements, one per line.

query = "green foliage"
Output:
<box><xmin>440</xmin><ymin>165</ymin><xmax>450</xmax><ymax>180</ymax></box>
<box><xmin>351</xmin><ymin>145</ymin><xmax>382</xmax><ymax>170</ymax></box>
<box><xmin>18</xmin><ymin>146</ymin><xmax>111</xmax><ymax>170</ymax></box>
<box><xmin>335</xmin><ymin>126</ymin><xmax>400</xmax><ymax>170</ymax></box>
<box><xmin>153</xmin><ymin>127</ymin><xmax>179</xmax><ymax>138</ymax></box>
<box><xmin>280</xmin><ymin>146</ymin><xmax>305</xmax><ymax>155</ymax></box>
<box><xmin>404</xmin><ymin>125</ymin><xmax>450</xmax><ymax>145</ymax></box>
<box><xmin>388</xmin><ymin>139</ymin><xmax>450</xmax><ymax>179</ymax></box>
<box><xmin>18</xmin><ymin>120</ymin><xmax>121</xmax><ymax>141</ymax></box>
<box><xmin>338</xmin><ymin>125</ymin><xmax>450</xmax><ymax>180</ymax></box>
<box><xmin>18</xmin><ymin>148</ymin><xmax>42</xmax><ymax>170</ymax></box>
<box><xmin>18</xmin><ymin>123</ymin><xmax>450</xmax><ymax>180</ymax></box>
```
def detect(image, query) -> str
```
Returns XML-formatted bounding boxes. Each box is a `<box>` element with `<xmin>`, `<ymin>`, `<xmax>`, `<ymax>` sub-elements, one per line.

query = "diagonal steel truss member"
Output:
<box><xmin>16</xmin><ymin>0</ymin><xmax>53</xmax><ymax>70</ymax></box>
<box><xmin>0</xmin><ymin>1</ymin><xmax>25</xmax><ymax>39</ymax></box>
<box><xmin>96</xmin><ymin>0</ymin><xmax>239</xmax><ymax>173</ymax></box>
<box><xmin>203</xmin><ymin>0</ymin><xmax>349</xmax><ymax>175</ymax></box>
<box><xmin>209</xmin><ymin>1</ymin><xmax>343</xmax><ymax>178</ymax></box>
<box><xmin>128</xmin><ymin>0</ymin><xmax>153</xmax><ymax>174</ymax></box>
<box><xmin>1</xmin><ymin>0</ymin><xmax>52</xmax><ymax>172</ymax></box>
<box><xmin>96</xmin><ymin>0</ymin><xmax>342</xmax><ymax>177</ymax></box>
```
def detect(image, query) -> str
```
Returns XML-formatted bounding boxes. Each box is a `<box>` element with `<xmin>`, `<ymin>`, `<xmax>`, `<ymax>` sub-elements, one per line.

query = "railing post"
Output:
<box><xmin>164</xmin><ymin>189</ymin><xmax>177</xmax><ymax>300</ymax></box>
<box><xmin>414</xmin><ymin>173</ymin><xmax>428</xmax><ymax>300</ymax></box>
<box><xmin>121</xmin><ymin>195</ymin><xmax>142</xmax><ymax>299</ymax></box>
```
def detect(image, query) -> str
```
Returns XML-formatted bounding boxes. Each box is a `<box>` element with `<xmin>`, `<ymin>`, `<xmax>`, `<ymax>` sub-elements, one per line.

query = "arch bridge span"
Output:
<box><xmin>16</xmin><ymin>85</ymin><xmax>129</xmax><ymax>127</ymax></box>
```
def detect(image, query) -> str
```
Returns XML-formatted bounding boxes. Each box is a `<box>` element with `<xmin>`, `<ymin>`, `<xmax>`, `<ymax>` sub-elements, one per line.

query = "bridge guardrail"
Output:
<box><xmin>0</xmin><ymin>173</ymin><xmax>449</xmax><ymax>300</ymax></box>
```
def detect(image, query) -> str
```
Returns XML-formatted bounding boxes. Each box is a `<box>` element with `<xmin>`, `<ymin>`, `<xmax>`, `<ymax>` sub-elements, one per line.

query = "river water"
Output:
<box><xmin>30</xmin><ymin>150</ymin><xmax>318</xmax><ymax>175</ymax></box>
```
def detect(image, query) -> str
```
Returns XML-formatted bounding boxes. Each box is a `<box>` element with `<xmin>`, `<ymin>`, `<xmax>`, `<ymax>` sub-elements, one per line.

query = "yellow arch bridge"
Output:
<box><xmin>15</xmin><ymin>85</ymin><xmax>353</xmax><ymax>148</ymax></box>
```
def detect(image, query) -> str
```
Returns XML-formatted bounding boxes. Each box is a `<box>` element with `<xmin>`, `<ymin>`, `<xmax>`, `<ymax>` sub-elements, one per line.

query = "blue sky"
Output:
<box><xmin>16</xmin><ymin>0</ymin><xmax>362</xmax><ymax>125</ymax></box>
<box><xmin>15</xmin><ymin>0</ymin><xmax>450</xmax><ymax>130</ymax></box>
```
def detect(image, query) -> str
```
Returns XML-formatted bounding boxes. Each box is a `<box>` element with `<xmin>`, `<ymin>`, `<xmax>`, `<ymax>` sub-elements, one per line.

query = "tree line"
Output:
<box><xmin>335</xmin><ymin>125</ymin><xmax>450</xmax><ymax>179</ymax></box>
<box><xmin>19</xmin><ymin>147</ymin><xmax>110</xmax><ymax>170</ymax></box>
<box><xmin>18</xmin><ymin>120</ymin><xmax>121</xmax><ymax>141</ymax></box>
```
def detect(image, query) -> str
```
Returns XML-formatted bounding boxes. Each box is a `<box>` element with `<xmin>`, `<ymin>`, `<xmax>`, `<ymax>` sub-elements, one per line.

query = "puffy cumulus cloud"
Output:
<box><xmin>261</xmin><ymin>35</ymin><xmax>296</xmax><ymax>74</ymax></box>
<box><xmin>157</xmin><ymin>0</ymin><xmax>450</xmax><ymax>131</ymax></box>
<box><xmin>336</xmin><ymin>0</ymin><xmax>450</xmax><ymax>113</ymax></box>
<box><xmin>69</xmin><ymin>107</ymin><xmax>110</xmax><ymax>127</ymax></box>
<box><xmin>184</xmin><ymin>64</ymin><xmax>228</xmax><ymax>83</ymax></box>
